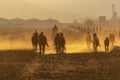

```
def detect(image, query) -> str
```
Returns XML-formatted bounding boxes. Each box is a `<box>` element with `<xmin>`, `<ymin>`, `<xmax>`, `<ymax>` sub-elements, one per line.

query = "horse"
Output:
<box><xmin>31</xmin><ymin>35</ymin><xmax>39</xmax><ymax>52</ymax></box>
<box><xmin>109</xmin><ymin>33</ymin><xmax>115</xmax><ymax>47</ymax></box>
<box><xmin>86</xmin><ymin>34</ymin><xmax>92</xmax><ymax>49</ymax></box>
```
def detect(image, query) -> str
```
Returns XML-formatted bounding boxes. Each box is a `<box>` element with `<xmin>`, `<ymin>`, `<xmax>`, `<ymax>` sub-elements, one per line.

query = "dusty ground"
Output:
<box><xmin>0</xmin><ymin>50</ymin><xmax>120</xmax><ymax>80</ymax></box>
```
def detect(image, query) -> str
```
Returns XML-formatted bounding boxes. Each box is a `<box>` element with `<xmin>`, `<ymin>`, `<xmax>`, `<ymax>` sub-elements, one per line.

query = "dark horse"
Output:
<box><xmin>93</xmin><ymin>33</ymin><xmax>99</xmax><ymax>52</ymax></box>
<box><xmin>31</xmin><ymin>34</ymin><xmax>39</xmax><ymax>52</ymax></box>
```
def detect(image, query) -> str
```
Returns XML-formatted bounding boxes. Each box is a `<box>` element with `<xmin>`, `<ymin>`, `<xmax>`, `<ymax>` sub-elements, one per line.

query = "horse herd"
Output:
<box><xmin>31</xmin><ymin>30</ymin><xmax>66</xmax><ymax>54</ymax></box>
<box><xmin>31</xmin><ymin>29</ymin><xmax>115</xmax><ymax>54</ymax></box>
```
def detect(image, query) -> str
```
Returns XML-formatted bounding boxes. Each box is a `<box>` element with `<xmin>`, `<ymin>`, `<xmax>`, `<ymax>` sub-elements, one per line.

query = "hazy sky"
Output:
<box><xmin>0</xmin><ymin>0</ymin><xmax>120</xmax><ymax>22</ymax></box>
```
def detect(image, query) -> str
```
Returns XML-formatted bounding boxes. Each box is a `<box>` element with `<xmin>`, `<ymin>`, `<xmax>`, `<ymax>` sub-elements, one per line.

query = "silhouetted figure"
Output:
<box><xmin>104</xmin><ymin>37</ymin><xmax>109</xmax><ymax>53</ymax></box>
<box><xmin>93</xmin><ymin>33</ymin><xmax>99</xmax><ymax>52</ymax></box>
<box><xmin>38</xmin><ymin>32</ymin><xmax>49</xmax><ymax>54</ymax></box>
<box><xmin>59</xmin><ymin>33</ymin><xmax>66</xmax><ymax>54</ymax></box>
<box><xmin>86</xmin><ymin>32</ymin><xmax>92</xmax><ymax>49</ymax></box>
<box><xmin>52</xmin><ymin>25</ymin><xmax>58</xmax><ymax>40</ymax></box>
<box><xmin>54</xmin><ymin>33</ymin><xmax>61</xmax><ymax>54</ymax></box>
<box><xmin>109</xmin><ymin>33</ymin><xmax>115</xmax><ymax>47</ymax></box>
<box><xmin>31</xmin><ymin>34</ymin><xmax>39</xmax><ymax>52</ymax></box>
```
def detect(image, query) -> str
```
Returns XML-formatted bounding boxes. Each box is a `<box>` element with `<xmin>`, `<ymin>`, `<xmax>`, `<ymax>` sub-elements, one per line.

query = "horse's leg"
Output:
<box><xmin>88</xmin><ymin>42</ymin><xmax>90</xmax><ymax>49</ymax></box>
<box><xmin>43</xmin><ymin>45</ymin><xmax>45</xmax><ymax>54</ymax></box>
<box><xmin>39</xmin><ymin>45</ymin><xmax>41</xmax><ymax>54</ymax></box>
<box><xmin>35</xmin><ymin>45</ymin><xmax>37</xmax><ymax>52</ymax></box>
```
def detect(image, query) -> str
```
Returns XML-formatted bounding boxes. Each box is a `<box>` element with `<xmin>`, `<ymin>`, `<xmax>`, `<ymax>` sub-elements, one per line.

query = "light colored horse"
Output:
<box><xmin>86</xmin><ymin>34</ymin><xmax>92</xmax><ymax>49</ymax></box>
<box><xmin>109</xmin><ymin>33</ymin><xmax>115</xmax><ymax>47</ymax></box>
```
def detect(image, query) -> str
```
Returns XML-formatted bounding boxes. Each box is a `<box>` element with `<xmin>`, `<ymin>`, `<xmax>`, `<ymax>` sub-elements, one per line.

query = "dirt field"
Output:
<box><xmin>0</xmin><ymin>50</ymin><xmax>120</xmax><ymax>80</ymax></box>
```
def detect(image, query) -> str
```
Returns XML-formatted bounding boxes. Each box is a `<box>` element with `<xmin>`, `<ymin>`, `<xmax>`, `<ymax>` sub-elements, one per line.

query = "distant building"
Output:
<box><xmin>110</xmin><ymin>4</ymin><xmax>119</xmax><ymax>25</ymax></box>
<box><xmin>112</xmin><ymin>4</ymin><xmax>118</xmax><ymax>21</ymax></box>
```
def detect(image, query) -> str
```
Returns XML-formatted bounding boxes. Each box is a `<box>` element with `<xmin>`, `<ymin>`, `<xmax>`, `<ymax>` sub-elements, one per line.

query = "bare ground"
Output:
<box><xmin>0</xmin><ymin>50</ymin><xmax>120</xmax><ymax>80</ymax></box>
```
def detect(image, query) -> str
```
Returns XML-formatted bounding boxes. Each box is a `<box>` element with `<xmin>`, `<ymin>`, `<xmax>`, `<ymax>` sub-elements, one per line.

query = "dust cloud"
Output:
<box><xmin>0</xmin><ymin>25</ymin><xmax>119</xmax><ymax>53</ymax></box>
